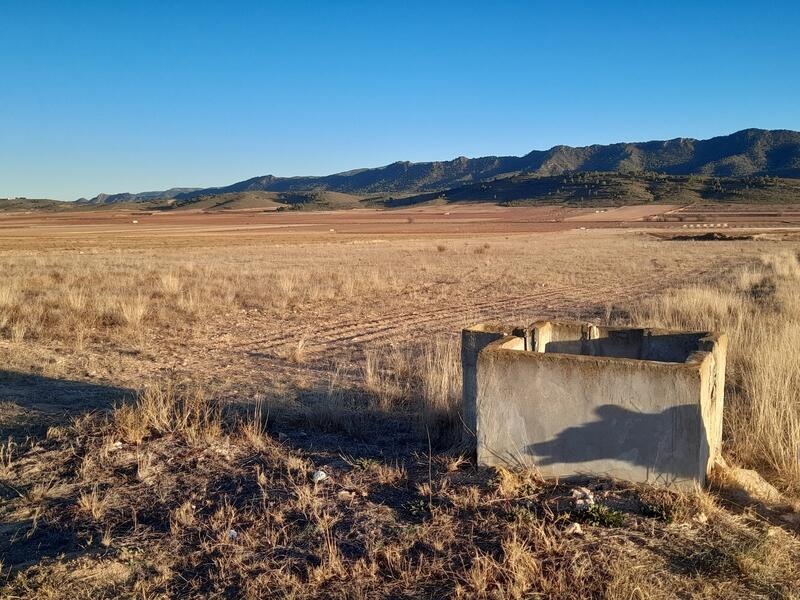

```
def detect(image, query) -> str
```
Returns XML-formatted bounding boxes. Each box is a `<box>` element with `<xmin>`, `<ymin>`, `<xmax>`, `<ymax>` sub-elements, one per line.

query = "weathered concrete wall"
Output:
<box><xmin>697</xmin><ymin>333</ymin><xmax>727</xmax><ymax>473</ymax></box>
<box><xmin>466</xmin><ymin>320</ymin><xmax>727</xmax><ymax>489</ymax></box>
<box><xmin>461</xmin><ymin>324</ymin><xmax>513</xmax><ymax>442</ymax></box>
<box><xmin>532</xmin><ymin>320</ymin><xmax>708</xmax><ymax>362</ymax></box>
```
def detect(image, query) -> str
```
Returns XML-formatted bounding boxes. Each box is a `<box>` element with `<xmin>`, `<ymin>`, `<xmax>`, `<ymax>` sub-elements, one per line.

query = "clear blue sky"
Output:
<box><xmin>1</xmin><ymin>1</ymin><xmax>798</xmax><ymax>200</ymax></box>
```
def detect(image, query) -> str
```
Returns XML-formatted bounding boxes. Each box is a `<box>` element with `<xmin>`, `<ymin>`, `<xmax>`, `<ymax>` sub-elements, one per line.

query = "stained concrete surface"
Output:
<box><xmin>464</xmin><ymin>321</ymin><xmax>727</xmax><ymax>489</ymax></box>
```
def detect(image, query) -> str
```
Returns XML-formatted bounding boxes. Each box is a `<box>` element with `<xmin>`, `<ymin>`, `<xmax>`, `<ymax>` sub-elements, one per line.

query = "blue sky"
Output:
<box><xmin>1</xmin><ymin>1</ymin><xmax>798</xmax><ymax>200</ymax></box>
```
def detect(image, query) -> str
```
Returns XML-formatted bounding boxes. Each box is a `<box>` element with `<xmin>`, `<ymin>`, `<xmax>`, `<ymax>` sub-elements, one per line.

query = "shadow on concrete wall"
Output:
<box><xmin>528</xmin><ymin>404</ymin><xmax>705</xmax><ymax>482</ymax></box>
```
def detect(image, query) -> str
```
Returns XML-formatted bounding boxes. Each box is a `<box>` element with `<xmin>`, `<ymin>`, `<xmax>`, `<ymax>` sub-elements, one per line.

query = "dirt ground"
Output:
<box><xmin>3</xmin><ymin>204</ymin><xmax>800</xmax><ymax>598</ymax></box>
<box><xmin>2</xmin><ymin>202</ymin><xmax>799</xmax><ymax>434</ymax></box>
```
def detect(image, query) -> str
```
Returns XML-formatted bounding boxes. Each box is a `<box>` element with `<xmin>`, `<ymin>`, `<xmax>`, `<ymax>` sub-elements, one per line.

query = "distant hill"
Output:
<box><xmin>170</xmin><ymin>190</ymin><xmax>365</xmax><ymax>211</ymax></box>
<box><xmin>0</xmin><ymin>198</ymin><xmax>69</xmax><ymax>212</ymax></box>
<box><xmin>9</xmin><ymin>172</ymin><xmax>800</xmax><ymax>215</ymax></box>
<box><xmin>382</xmin><ymin>172</ymin><xmax>800</xmax><ymax>207</ymax></box>
<box><xmin>61</xmin><ymin>129</ymin><xmax>800</xmax><ymax>209</ymax></box>
<box><xmin>78</xmin><ymin>187</ymin><xmax>201</xmax><ymax>205</ymax></box>
<box><xmin>172</xmin><ymin>128</ymin><xmax>800</xmax><ymax>201</ymax></box>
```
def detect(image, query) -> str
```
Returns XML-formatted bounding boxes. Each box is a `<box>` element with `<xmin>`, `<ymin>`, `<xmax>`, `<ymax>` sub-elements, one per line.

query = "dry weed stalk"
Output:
<box><xmin>359</xmin><ymin>336</ymin><xmax>461</xmax><ymax>446</ymax></box>
<box><xmin>0</xmin><ymin>437</ymin><xmax>15</xmax><ymax>475</ymax></box>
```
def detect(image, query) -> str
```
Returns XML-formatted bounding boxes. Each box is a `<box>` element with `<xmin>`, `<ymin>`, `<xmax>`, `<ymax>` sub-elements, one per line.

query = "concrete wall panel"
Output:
<box><xmin>467</xmin><ymin>320</ymin><xmax>726</xmax><ymax>489</ymax></box>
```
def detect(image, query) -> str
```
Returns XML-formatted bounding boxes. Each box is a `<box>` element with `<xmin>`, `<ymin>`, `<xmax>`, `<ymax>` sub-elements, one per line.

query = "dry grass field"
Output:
<box><xmin>2</xmin><ymin>205</ymin><xmax>800</xmax><ymax>598</ymax></box>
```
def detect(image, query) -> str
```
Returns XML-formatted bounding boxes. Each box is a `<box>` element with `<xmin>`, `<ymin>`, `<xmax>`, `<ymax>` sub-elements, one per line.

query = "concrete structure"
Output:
<box><xmin>462</xmin><ymin>320</ymin><xmax>727</xmax><ymax>489</ymax></box>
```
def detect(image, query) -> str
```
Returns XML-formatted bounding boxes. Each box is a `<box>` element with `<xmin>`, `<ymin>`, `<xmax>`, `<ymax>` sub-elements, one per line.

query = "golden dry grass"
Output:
<box><xmin>629</xmin><ymin>251</ymin><xmax>800</xmax><ymax>493</ymax></box>
<box><xmin>0</xmin><ymin>230</ymin><xmax>761</xmax><ymax>432</ymax></box>
<box><xmin>0</xmin><ymin>231</ymin><xmax>743</xmax><ymax>353</ymax></box>
<box><xmin>113</xmin><ymin>382</ymin><xmax>222</xmax><ymax>445</ymax></box>
<box><xmin>1</xmin><ymin>228</ymin><xmax>800</xmax><ymax>597</ymax></box>
<box><xmin>0</xmin><ymin>251</ymin><xmax>401</xmax><ymax>348</ymax></box>
<box><xmin>2</xmin><ymin>382</ymin><xmax>799</xmax><ymax>599</ymax></box>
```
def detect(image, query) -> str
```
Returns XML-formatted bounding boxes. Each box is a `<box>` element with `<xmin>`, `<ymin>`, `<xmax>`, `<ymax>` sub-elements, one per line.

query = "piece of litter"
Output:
<box><xmin>565</xmin><ymin>522</ymin><xmax>583</xmax><ymax>535</ymax></box>
<box><xmin>227</xmin><ymin>529</ymin><xmax>238</xmax><ymax>541</ymax></box>
<box><xmin>312</xmin><ymin>470</ymin><xmax>328</xmax><ymax>483</ymax></box>
<box><xmin>337</xmin><ymin>488</ymin><xmax>367</xmax><ymax>500</ymax></box>
<box><xmin>571</xmin><ymin>487</ymin><xmax>595</xmax><ymax>509</ymax></box>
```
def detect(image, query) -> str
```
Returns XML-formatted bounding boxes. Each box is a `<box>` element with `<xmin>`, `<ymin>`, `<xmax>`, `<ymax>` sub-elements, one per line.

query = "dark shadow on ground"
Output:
<box><xmin>0</xmin><ymin>370</ymin><xmax>133</xmax><ymax>440</ymax></box>
<box><xmin>260</xmin><ymin>384</ymin><xmax>430</xmax><ymax>464</ymax></box>
<box><xmin>0</xmin><ymin>519</ymin><xmax>89</xmax><ymax>570</ymax></box>
<box><xmin>0</xmin><ymin>371</ymin><xmax>133</xmax><ymax>572</ymax></box>
<box><xmin>709</xmin><ymin>478</ymin><xmax>800</xmax><ymax>534</ymax></box>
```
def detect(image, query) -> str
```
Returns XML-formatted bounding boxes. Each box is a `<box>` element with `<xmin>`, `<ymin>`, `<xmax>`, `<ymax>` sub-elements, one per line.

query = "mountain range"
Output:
<box><xmin>77</xmin><ymin>187</ymin><xmax>201</xmax><ymax>205</ymax></box>
<box><xmin>80</xmin><ymin>128</ymin><xmax>800</xmax><ymax>205</ymax></box>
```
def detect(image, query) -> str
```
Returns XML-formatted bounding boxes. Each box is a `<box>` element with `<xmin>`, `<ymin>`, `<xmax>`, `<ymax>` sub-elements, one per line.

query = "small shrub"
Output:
<box><xmin>159</xmin><ymin>272</ymin><xmax>182</xmax><ymax>296</ymax></box>
<box><xmin>10</xmin><ymin>321</ymin><xmax>26</xmax><ymax>343</ymax></box>
<box><xmin>348</xmin><ymin>456</ymin><xmax>379</xmax><ymax>470</ymax></box>
<box><xmin>287</xmin><ymin>337</ymin><xmax>307</xmax><ymax>364</ymax></box>
<box><xmin>116</xmin><ymin>293</ymin><xmax>148</xmax><ymax>328</ymax></box>
<box><xmin>573</xmin><ymin>504</ymin><xmax>626</xmax><ymax>527</ymax></box>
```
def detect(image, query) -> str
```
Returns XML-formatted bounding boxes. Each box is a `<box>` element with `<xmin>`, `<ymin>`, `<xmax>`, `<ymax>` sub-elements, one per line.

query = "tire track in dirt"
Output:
<box><xmin>203</xmin><ymin>265</ymin><xmax>721</xmax><ymax>389</ymax></box>
<box><xmin>299</xmin><ymin>289</ymin><xmax>570</xmax><ymax>350</ymax></box>
<box><xmin>204</xmin><ymin>286</ymin><xmax>581</xmax><ymax>387</ymax></box>
<box><xmin>333</xmin><ymin>278</ymin><xmax>657</xmax><ymax>353</ymax></box>
<box><xmin>232</xmin><ymin>276</ymin><xmax>672</xmax><ymax>387</ymax></box>
<box><xmin>269</xmin><ymin>284</ymin><xmax>608</xmax><ymax>358</ymax></box>
<box><xmin>211</xmin><ymin>264</ymin><xmax>695</xmax><ymax>360</ymax></box>
<box><xmin>242</xmin><ymin>285</ymin><xmax>574</xmax><ymax>356</ymax></box>
<box><xmin>289</xmin><ymin>277</ymin><xmax>661</xmax><ymax>356</ymax></box>
<box><xmin>212</xmin><ymin>293</ymin><xmax>526</xmax><ymax>357</ymax></box>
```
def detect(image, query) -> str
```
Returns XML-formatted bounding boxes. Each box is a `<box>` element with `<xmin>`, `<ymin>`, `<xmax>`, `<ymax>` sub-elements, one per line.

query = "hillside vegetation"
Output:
<box><xmin>385</xmin><ymin>172</ymin><xmax>800</xmax><ymax>207</ymax></box>
<box><xmin>78</xmin><ymin>128</ymin><xmax>800</xmax><ymax>206</ymax></box>
<box><xmin>77</xmin><ymin>188</ymin><xmax>201</xmax><ymax>205</ymax></box>
<box><xmin>169</xmin><ymin>190</ymin><xmax>365</xmax><ymax>211</ymax></box>
<box><xmin>10</xmin><ymin>172</ymin><xmax>800</xmax><ymax>214</ymax></box>
<box><xmin>0</xmin><ymin>198</ymin><xmax>71</xmax><ymax>212</ymax></box>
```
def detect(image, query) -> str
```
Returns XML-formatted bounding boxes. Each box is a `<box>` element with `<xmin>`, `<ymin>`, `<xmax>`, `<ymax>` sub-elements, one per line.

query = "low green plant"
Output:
<box><xmin>403</xmin><ymin>499</ymin><xmax>429</xmax><ymax>517</ymax></box>
<box><xmin>573</xmin><ymin>504</ymin><xmax>625</xmax><ymax>527</ymax></box>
